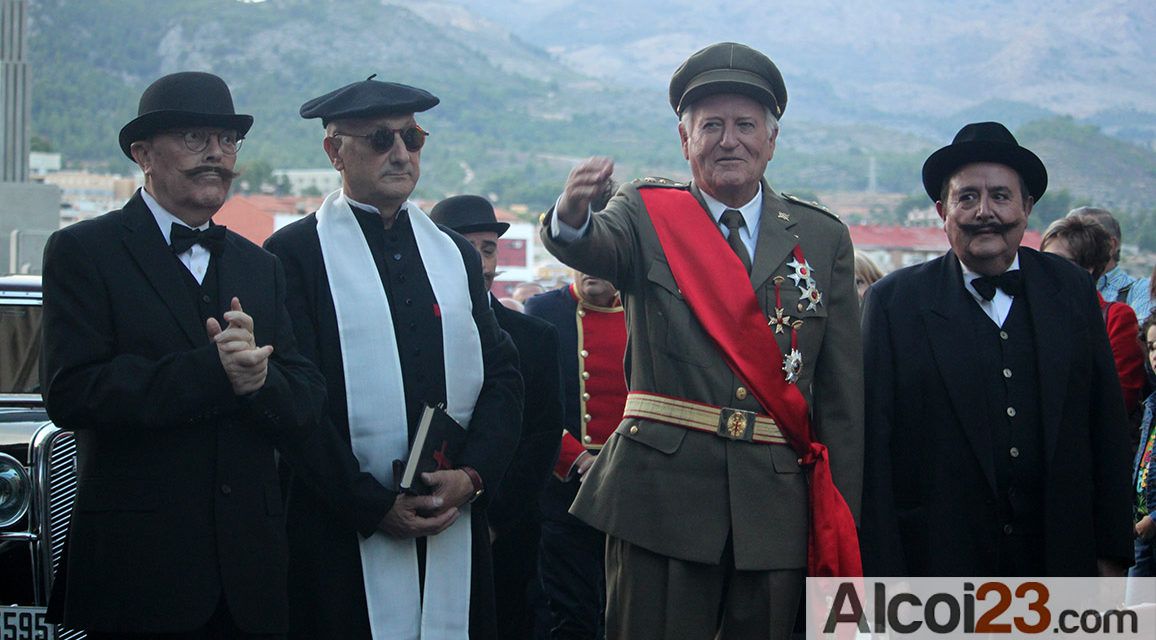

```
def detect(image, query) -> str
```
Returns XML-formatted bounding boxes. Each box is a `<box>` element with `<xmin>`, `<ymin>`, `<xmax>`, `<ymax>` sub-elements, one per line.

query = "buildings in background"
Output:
<box><xmin>1</xmin><ymin>0</ymin><xmax>59</xmax><ymax>274</ymax></box>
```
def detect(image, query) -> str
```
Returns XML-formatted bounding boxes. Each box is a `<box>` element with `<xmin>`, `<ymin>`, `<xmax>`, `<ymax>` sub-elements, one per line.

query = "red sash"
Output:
<box><xmin>639</xmin><ymin>186</ymin><xmax>861</xmax><ymax>577</ymax></box>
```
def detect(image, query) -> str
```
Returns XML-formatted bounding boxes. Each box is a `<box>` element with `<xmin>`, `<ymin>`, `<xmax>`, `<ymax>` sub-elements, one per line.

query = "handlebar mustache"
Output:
<box><xmin>182</xmin><ymin>166</ymin><xmax>240</xmax><ymax>180</ymax></box>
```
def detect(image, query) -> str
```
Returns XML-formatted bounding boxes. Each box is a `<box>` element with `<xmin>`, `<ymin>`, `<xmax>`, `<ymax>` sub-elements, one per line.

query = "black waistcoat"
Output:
<box><xmin>177</xmin><ymin>252</ymin><xmax>225</xmax><ymax>332</ymax></box>
<box><xmin>968</xmin><ymin>296</ymin><xmax>1046</xmax><ymax>575</ymax></box>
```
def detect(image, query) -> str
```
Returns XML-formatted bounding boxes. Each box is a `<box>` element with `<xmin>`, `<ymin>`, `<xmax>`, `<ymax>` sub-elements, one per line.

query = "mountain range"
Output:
<box><xmin>25</xmin><ymin>0</ymin><xmax>1156</xmax><ymax>220</ymax></box>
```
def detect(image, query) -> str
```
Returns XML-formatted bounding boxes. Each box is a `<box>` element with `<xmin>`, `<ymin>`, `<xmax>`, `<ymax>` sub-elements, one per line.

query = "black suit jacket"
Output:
<box><xmin>487</xmin><ymin>295</ymin><xmax>563</xmax><ymax>537</ymax></box>
<box><xmin>40</xmin><ymin>191</ymin><xmax>382</xmax><ymax>633</ymax></box>
<box><xmin>859</xmin><ymin>248</ymin><xmax>1134</xmax><ymax>576</ymax></box>
<box><xmin>264</xmin><ymin>209</ymin><xmax>523</xmax><ymax>639</ymax></box>
<box><xmin>522</xmin><ymin>286</ymin><xmax>587</xmax><ymax>523</ymax></box>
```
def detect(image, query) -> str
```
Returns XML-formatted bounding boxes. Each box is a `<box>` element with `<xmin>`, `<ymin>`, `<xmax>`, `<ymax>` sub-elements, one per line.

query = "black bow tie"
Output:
<box><xmin>170</xmin><ymin>223</ymin><xmax>226</xmax><ymax>255</ymax></box>
<box><xmin>972</xmin><ymin>270</ymin><xmax>1024</xmax><ymax>301</ymax></box>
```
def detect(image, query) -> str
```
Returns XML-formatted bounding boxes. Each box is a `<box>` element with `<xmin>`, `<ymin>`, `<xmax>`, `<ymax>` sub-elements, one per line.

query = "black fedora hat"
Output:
<box><xmin>921</xmin><ymin>121</ymin><xmax>1047</xmax><ymax>202</ymax></box>
<box><xmin>119</xmin><ymin>71</ymin><xmax>254</xmax><ymax>160</ymax></box>
<box><xmin>429</xmin><ymin>195</ymin><xmax>509</xmax><ymax>236</ymax></box>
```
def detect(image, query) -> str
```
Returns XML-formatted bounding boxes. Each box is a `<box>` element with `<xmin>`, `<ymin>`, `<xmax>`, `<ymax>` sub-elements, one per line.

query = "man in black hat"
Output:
<box><xmin>859</xmin><ymin>121</ymin><xmax>1134</xmax><ymax>577</ymax></box>
<box><xmin>41</xmin><ymin>71</ymin><xmax>392</xmax><ymax>637</ymax></box>
<box><xmin>430</xmin><ymin>194</ymin><xmax>564</xmax><ymax>640</ymax></box>
<box><xmin>264</xmin><ymin>78</ymin><xmax>522</xmax><ymax>639</ymax></box>
<box><xmin>540</xmin><ymin>42</ymin><xmax>864</xmax><ymax>638</ymax></box>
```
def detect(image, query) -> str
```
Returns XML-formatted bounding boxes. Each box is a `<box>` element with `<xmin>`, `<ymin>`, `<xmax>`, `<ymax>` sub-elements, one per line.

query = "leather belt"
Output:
<box><xmin>623</xmin><ymin>391</ymin><xmax>786</xmax><ymax>444</ymax></box>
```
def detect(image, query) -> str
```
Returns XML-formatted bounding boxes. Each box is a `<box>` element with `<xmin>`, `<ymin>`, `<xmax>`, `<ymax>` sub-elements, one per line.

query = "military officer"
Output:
<box><xmin>540</xmin><ymin>42</ymin><xmax>864</xmax><ymax>639</ymax></box>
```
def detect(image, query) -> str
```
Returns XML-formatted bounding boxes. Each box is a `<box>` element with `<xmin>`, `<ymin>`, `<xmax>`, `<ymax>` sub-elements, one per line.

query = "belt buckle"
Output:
<box><xmin>718</xmin><ymin>407</ymin><xmax>756</xmax><ymax>442</ymax></box>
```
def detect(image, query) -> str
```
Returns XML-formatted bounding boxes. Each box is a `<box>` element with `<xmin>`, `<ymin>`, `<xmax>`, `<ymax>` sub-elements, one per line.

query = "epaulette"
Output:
<box><xmin>782</xmin><ymin>192</ymin><xmax>841</xmax><ymax>221</ymax></box>
<box><xmin>634</xmin><ymin>176</ymin><xmax>688</xmax><ymax>189</ymax></box>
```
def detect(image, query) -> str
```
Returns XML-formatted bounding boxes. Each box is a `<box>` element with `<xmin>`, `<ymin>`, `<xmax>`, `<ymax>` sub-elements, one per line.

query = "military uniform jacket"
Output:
<box><xmin>524</xmin><ymin>285</ymin><xmax>628</xmax><ymax>523</ymax></box>
<box><xmin>541</xmin><ymin>179</ymin><xmax>864</xmax><ymax>571</ymax></box>
<box><xmin>859</xmin><ymin>249</ymin><xmax>1134</xmax><ymax>576</ymax></box>
<box><xmin>40</xmin><ymin>191</ymin><xmax>377</xmax><ymax>633</ymax></box>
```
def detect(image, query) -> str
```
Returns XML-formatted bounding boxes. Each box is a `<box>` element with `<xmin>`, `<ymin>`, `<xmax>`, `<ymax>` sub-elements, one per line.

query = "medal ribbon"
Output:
<box><xmin>639</xmin><ymin>187</ymin><xmax>861</xmax><ymax>577</ymax></box>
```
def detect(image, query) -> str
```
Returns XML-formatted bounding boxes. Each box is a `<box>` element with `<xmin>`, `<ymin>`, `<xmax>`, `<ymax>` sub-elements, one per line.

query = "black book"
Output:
<box><xmin>394</xmin><ymin>403</ymin><xmax>467</xmax><ymax>495</ymax></box>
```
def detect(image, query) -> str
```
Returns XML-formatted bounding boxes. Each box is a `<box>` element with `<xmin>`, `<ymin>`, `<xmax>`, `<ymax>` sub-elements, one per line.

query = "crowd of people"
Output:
<box><xmin>36</xmin><ymin>40</ymin><xmax>1154</xmax><ymax>640</ymax></box>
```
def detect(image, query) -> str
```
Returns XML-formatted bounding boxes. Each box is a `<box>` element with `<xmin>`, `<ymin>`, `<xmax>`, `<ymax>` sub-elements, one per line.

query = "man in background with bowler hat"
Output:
<box><xmin>859</xmin><ymin>121</ymin><xmax>1134</xmax><ymax>576</ymax></box>
<box><xmin>541</xmin><ymin>42</ymin><xmax>864</xmax><ymax>638</ymax></box>
<box><xmin>264</xmin><ymin>77</ymin><xmax>522</xmax><ymax>639</ymax></box>
<box><xmin>430</xmin><ymin>194</ymin><xmax>564</xmax><ymax>640</ymax></box>
<box><xmin>41</xmin><ymin>71</ymin><xmax>392</xmax><ymax>638</ymax></box>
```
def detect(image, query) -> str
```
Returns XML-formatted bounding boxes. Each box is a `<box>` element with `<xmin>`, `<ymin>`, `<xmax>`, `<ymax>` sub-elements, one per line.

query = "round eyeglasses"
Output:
<box><xmin>166</xmin><ymin>129</ymin><xmax>243</xmax><ymax>155</ymax></box>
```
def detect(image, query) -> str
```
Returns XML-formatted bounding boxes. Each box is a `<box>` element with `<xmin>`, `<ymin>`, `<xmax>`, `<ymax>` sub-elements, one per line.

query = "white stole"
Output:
<box><xmin>316</xmin><ymin>189</ymin><xmax>483</xmax><ymax>640</ymax></box>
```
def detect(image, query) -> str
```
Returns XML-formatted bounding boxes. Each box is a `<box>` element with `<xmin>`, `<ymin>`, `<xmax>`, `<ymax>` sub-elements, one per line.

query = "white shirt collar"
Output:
<box><xmin>699</xmin><ymin>184</ymin><xmax>763</xmax><ymax>230</ymax></box>
<box><xmin>960</xmin><ymin>254</ymin><xmax>1021</xmax><ymax>288</ymax></box>
<box><xmin>140</xmin><ymin>188</ymin><xmax>210</xmax><ymax>243</ymax></box>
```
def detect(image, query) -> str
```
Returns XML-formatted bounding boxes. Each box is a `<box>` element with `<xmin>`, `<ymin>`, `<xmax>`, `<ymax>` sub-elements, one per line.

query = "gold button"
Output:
<box><xmin>584</xmin><ymin>414</ymin><xmax>592</xmax><ymax>423</ymax></box>
<box><xmin>797</xmin><ymin>302</ymin><xmax>805</xmax><ymax>312</ymax></box>
<box><xmin>629</xmin><ymin>425</ymin><xmax>639</xmax><ymax>435</ymax></box>
<box><xmin>735</xmin><ymin>386</ymin><xmax>748</xmax><ymax>400</ymax></box>
<box><xmin>1002</xmin><ymin>368</ymin><xmax>1012</xmax><ymax>378</ymax></box>
<box><xmin>1006</xmin><ymin>407</ymin><xmax>1016</xmax><ymax>417</ymax></box>
<box><xmin>1009</xmin><ymin>447</ymin><xmax>1020</xmax><ymax>458</ymax></box>
<box><xmin>583</xmin><ymin>434</ymin><xmax>592</xmax><ymax>443</ymax></box>
<box><xmin>580</xmin><ymin>349</ymin><xmax>589</xmax><ymax>358</ymax></box>
<box><xmin>578</xmin><ymin>309</ymin><xmax>586</xmax><ymax>317</ymax></box>
<box><xmin>582</xmin><ymin>371</ymin><xmax>590</xmax><ymax>380</ymax></box>
<box><xmin>582</xmin><ymin>392</ymin><xmax>591</xmax><ymax>401</ymax></box>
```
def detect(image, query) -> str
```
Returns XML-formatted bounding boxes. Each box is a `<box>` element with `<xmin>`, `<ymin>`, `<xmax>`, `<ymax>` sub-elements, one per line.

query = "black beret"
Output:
<box><xmin>669</xmin><ymin>42</ymin><xmax>787</xmax><ymax>118</ymax></box>
<box><xmin>429</xmin><ymin>195</ymin><xmax>510</xmax><ymax>237</ymax></box>
<box><xmin>299</xmin><ymin>75</ymin><xmax>439</xmax><ymax>125</ymax></box>
<box><xmin>922</xmin><ymin>121</ymin><xmax>1048</xmax><ymax>202</ymax></box>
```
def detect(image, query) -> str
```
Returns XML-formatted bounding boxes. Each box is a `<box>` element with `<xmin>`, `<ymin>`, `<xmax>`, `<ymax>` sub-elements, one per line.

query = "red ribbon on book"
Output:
<box><xmin>639</xmin><ymin>187</ymin><xmax>861</xmax><ymax>577</ymax></box>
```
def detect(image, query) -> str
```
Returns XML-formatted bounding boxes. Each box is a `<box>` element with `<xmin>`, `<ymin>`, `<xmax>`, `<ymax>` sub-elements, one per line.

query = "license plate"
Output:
<box><xmin>0</xmin><ymin>607</ymin><xmax>54</xmax><ymax>640</ymax></box>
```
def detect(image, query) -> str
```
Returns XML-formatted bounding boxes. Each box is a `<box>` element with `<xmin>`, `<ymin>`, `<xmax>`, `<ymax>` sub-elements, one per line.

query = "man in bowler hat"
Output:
<box><xmin>430</xmin><ymin>194</ymin><xmax>564</xmax><ymax>640</ymax></box>
<box><xmin>859</xmin><ymin>122</ymin><xmax>1134</xmax><ymax>576</ymax></box>
<box><xmin>41</xmin><ymin>72</ymin><xmax>393</xmax><ymax>637</ymax></box>
<box><xmin>541</xmin><ymin>42</ymin><xmax>864</xmax><ymax>638</ymax></box>
<box><xmin>264</xmin><ymin>78</ymin><xmax>522</xmax><ymax>639</ymax></box>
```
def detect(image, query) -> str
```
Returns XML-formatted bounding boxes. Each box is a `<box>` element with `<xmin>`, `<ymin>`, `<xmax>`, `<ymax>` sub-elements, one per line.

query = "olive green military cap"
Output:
<box><xmin>668</xmin><ymin>42</ymin><xmax>787</xmax><ymax>118</ymax></box>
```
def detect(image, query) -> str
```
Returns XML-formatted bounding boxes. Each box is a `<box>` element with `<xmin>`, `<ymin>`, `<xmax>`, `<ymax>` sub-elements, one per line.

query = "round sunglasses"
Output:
<box><xmin>330</xmin><ymin>124</ymin><xmax>429</xmax><ymax>153</ymax></box>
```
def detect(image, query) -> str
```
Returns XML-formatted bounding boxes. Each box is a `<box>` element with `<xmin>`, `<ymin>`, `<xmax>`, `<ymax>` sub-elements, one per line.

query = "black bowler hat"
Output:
<box><xmin>922</xmin><ymin>121</ymin><xmax>1048</xmax><ymax>202</ymax></box>
<box><xmin>299</xmin><ymin>75</ymin><xmax>439</xmax><ymax>125</ymax></box>
<box><xmin>429</xmin><ymin>195</ymin><xmax>509</xmax><ymax>237</ymax></box>
<box><xmin>668</xmin><ymin>42</ymin><xmax>787</xmax><ymax>118</ymax></box>
<box><xmin>119</xmin><ymin>71</ymin><xmax>253</xmax><ymax>160</ymax></box>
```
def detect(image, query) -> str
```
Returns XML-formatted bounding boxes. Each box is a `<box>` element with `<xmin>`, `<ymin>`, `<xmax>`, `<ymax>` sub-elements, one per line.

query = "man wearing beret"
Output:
<box><xmin>264</xmin><ymin>78</ymin><xmax>523</xmax><ymax>639</ymax></box>
<box><xmin>541</xmin><ymin>42</ymin><xmax>864</xmax><ymax>638</ymax></box>
<box><xmin>859</xmin><ymin>122</ymin><xmax>1134</xmax><ymax>577</ymax></box>
<box><xmin>41</xmin><ymin>72</ymin><xmax>392</xmax><ymax>637</ymax></box>
<box><xmin>430</xmin><ymin>194</ymin><xmax>565</xmax><ymax>640</ymax></box>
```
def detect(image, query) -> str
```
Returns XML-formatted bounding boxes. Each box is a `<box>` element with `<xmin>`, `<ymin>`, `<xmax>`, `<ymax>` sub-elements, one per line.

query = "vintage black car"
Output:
<box><xmin>0</xmin><ymin>275</ymin><xmax>83</xmax><ymax>640</ymax></box>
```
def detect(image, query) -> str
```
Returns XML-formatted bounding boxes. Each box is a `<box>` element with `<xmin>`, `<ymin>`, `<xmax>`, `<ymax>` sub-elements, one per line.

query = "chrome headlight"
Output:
<box><xmin>0</xmin><ymin>452</ymin><xmax>31</xmax><ymax>528</ymax></box>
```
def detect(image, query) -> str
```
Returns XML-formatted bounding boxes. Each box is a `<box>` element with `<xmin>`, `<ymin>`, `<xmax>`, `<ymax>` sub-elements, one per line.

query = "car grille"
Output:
<box><xmin>31</xmin><ymin>424</ymin><xmax>85</xmax><ymax>639</ymax></box>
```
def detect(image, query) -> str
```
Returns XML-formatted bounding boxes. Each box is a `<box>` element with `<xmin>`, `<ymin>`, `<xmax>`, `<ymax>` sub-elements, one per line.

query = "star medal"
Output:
<box><xmin>782</xmin><ymin>348</ymin><xmax>803</xmax><ymax>384</ymax></box>
<box><xmin>767</xmin><ymin>276</ymin><xmax>791</xmax><ymax>334</ymax></box>
<box><xmin>781</xmin><ymin>319</ymin><xmax>803</xmax><ymax>384</ymax></box>
<box><xmin>787</xmin><ymin>245</ymin><xmax>823</xmax><ymax>310</ymax></box>
<box><xmin>800</xmin><ymin>282</ymin><xmax>823</xmax><ymax>311</ymax></box>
